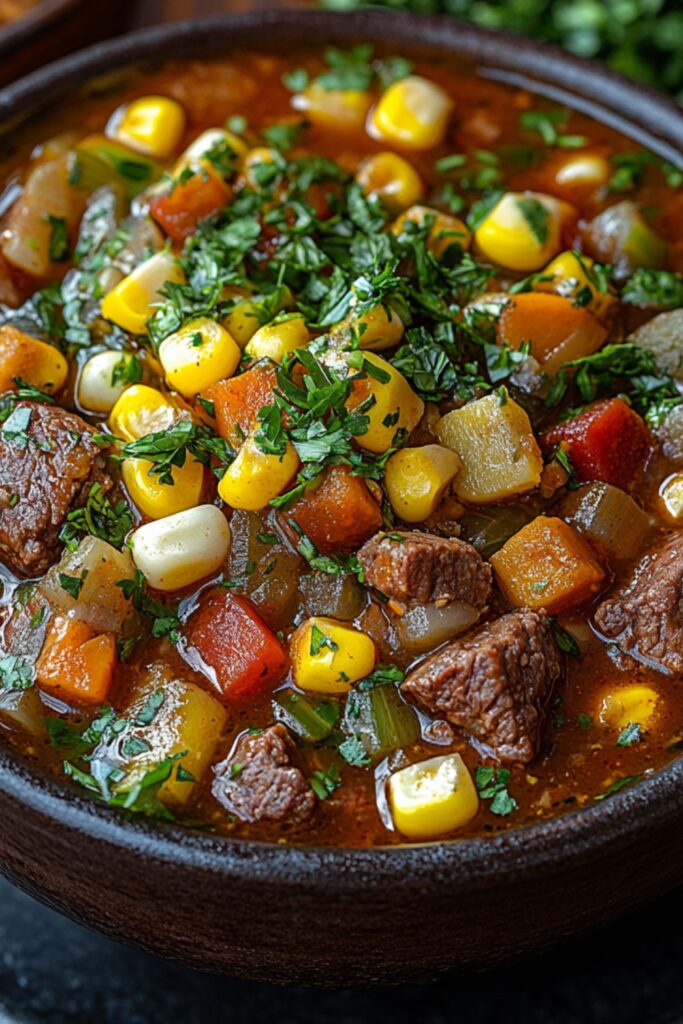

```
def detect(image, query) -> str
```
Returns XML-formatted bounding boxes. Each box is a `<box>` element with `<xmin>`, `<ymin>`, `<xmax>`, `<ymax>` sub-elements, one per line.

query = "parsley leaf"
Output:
<box><xmin>475</xmin><ymin>765</ymin><xmax>517</xmax><ymax>816</ymax></box>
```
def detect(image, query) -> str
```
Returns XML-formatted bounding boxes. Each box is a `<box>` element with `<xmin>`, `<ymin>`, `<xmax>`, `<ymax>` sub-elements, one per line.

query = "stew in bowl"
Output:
<box><xmin>1</xmin><ymin>43</ymin><xmax>682</xmax><ymax>850</ymax></box>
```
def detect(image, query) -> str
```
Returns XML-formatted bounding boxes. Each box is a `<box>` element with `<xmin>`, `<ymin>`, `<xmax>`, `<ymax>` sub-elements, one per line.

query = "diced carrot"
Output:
<box><xmin>184</xmin><ymin>589</ymin><xmax>288</xmax><ymax>703</ymax></box>
<box><xmin>35</xmin><ymin>614</ymin><xmax>117</xmax><ymax>705</ymax></box>
<box><xmin>149</xmin><ymin>172</ymin><xmax>232</xmax><ymax>243</ymax></box>
<box><xmin>286</xmin><ymin>465</ymin><xmax>383</xmax><ymax>554</ymax></box>
<box><xmin>542</xmin><ymin>397</ymin><xmax>651</xmax><ymax>490</ymax></box>
<box><xmin>498</xmin><ymin>292</ymin><xmax>606</xmax><ymax>376</ymax></box>
<box><xmin>490</xmin><ymin>515</ymin><xmax>605</xmax><ymax>613</ymax></box>
<box><xmin>205</xmin><ymin>362</ymin><xmax>277</xmax><ymax>447</ymax></box>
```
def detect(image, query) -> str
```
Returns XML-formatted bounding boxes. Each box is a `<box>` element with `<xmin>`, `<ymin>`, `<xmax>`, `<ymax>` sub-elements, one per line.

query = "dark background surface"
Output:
<box><xmin>1</xmin><ymin>874</ymin><xmax>683</xmax><ymax>1024</ymax></box>
<box><xmin>2</xmin><ymin>2</ymin><xmax>683</xmax><ymax>1021</ymax></box>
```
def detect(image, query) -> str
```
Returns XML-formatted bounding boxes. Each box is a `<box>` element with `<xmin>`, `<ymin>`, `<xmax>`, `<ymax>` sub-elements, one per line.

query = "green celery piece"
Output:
<box><xmin>274</xmin><ymin>689</ymin><xmax>339</xmax><ymax>743</ymax></box>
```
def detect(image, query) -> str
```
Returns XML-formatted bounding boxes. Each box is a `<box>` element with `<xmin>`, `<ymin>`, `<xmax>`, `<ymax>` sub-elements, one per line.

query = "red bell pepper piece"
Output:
<box><xmin>149</xmin><ymin>172</ymin><xmax>232</xmax><ymax>243</ymax></box>
<box><xmin>184</xmin><ymin>589</ymin><xmax>288</xmax><ymax>703</ymax></box>
<box><xmin>542</xmin><ymin>397</ymin><xmax>651</xmax><ymax>490</ymax></box>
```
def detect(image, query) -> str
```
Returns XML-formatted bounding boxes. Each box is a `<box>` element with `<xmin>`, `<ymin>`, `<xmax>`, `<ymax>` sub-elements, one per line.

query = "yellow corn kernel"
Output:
<box><xmin>392</xmin><ymin>203</ymin><xmax>472</xmax><ymax>258</ymax></box>
<box><xmin>474</xmin><ymin>191</ymin><xmax>566</xmax><ymax>272</ymax></box>
<box><xmin>243</xmin><ymin>146</ymin><xmax>281</xmax><ymax>190</ymax></box>
<box><xmin>223</xmin><ymin>286</ymin><xmax>293</xmax><ymax>347</ymax></box>
<box><xmin>356</xmin><ymin>152</ymin><xmax>423</xmax><ymax>212</ymax></box>
<box><xmin>290</xmin><ymin>616</ymin><xmax>376</xmax><ymax>694</ymax></box>
<box><xmin>122</xmin><ymin>455</ymin><xmax>204</xmax><ymax>520</ymax></box>
<box><xmin>388</xmin><ymin>753</ymin><xmax>479</xmax><ymax>839</ymax></box>
<box><xmin>101</xmin><ymin>251</ymin><xmax>185</xmax><ymax>336</ymax></box>
<box><xmin>120</xmin><ymin>670</ymin><xmax>228</xmax><ymax>810</ymax></box>
<box><xmin>108</xmin><ymin>384</ymin><xmax>177</xmax><ymax>442</ymax></box>
<box><xmin>159</xmin><ymin>317</ymin><xmax>241</xmax><ymax>398</ymax></box>
<box><xmin>437</xmin><ymin>393</ymin><xmax>543</xmax><ymax>504</ymax></box>
<box><xmin>218</xmin><ymin>429</ymin><xmax>299</xmax><ymax>511</ymax></box>
<box><xmin>384</xmin><ymin>444</ymin><xmax>461</xmax><ymax>523</ymax></box>
<box><xmin>599</xmin><ymin>685</ymin><xmax>659</xmax><ymax>731</ymax></box>
<box><xmin>370</xmin><ymin>75</ymin><xmax>452</xmax><ymax>150</ymax></box>
<box><xmin>660</xmin><ymin>473</ymin><xmax>683</xmax><ymax>521</ymax></box>
<box><xmin>0</xmin><ymin>325</ymin><xmax>67</xmax><ymax>394</ymax></box>
<box><xmin>535</xmin><ymin>250</ymin><xmax>616</xmax><ymax>319</ymax></box>
<box><xmin>175</xmin><ymin>128</ymin><xmax>248</xmax><ymax>176</ymax></box>
<box><xmin>293</xmin><ymin>82</ymin><xmax>372</xmax><ymax>132</ymax></box>
<box><xmin>348</xmin><ymin>351</ymin><xmax>424</xmax><ymax>454</ymax></box>
<box><xmin>245</xmin><ymin>313</ymin><xmax>310</xmax><ymax>363</ymax></box>
<box><xmin>112</xmin><ymin>95</ymin><xmax>186</xmax><ymax>159</ymax></box>
<box><xmin>335</xmin><ymin>302</ymin><xmax>404</xmax><ymax>352</ymax></box>
<box><xmin>555</xmin><ymin>154</ymin><xmax>610</xmax><ymax>188</ymax></box>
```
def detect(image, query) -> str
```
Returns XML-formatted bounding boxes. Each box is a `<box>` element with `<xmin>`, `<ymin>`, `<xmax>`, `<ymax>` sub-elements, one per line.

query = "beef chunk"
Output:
<box><xmin>212</xmin><ymin>724</ymin><xmax>316</xmax><ymax>824</ymax></box>
<box><xmin>0</xmin><ymin>401</ymin><xmax>110</xmax><ymax>577</ymax></box>
<box><xmin>358</xmin><ymin>531</ymin><xmax>492</xmax><ymax>608</ymax></box>
<box><xmin>594</xmin><ymin>533</ymin><xmax>683</xmax><ymax>674</ymax></box>
<box><xmin>401</xmin><ymin>609</ymin><xmax>562</xmax><ymax>764</ymax></box>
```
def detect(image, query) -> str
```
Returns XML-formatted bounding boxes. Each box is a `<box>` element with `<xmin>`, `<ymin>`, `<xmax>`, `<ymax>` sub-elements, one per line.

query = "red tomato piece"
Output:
<box><xmin>184</xmin><ymin>589</ymin><xmax>289</xmax><ymax>703</ymax></box>
<box><xmin>542</xmin><ymin>397</ymin><xmax>651</xmax><ymax>490</ymax></box>
<box><xmin>149</xmin><ymin>172</ymin><xmax>232</xmax><ymax>243</ymax></box>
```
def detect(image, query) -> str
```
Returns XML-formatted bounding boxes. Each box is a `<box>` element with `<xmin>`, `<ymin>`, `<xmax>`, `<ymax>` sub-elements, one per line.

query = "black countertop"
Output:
<box><xmin>1</xmin><ymin>876</ymin><xmax>683</xmax><ymax>1024</ymax></box>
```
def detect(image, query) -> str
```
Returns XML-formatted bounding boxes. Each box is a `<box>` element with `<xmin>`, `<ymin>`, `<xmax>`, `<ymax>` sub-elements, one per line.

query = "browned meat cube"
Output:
<box><xmin>401</xmin><ymin>609</ymin><xmax>562</xmax><ymax>764</ymax></box>
<box><xmin>212</xmin><ymin>724</ymin><xmax>317</xmax><ymax>824</ymax></box>
<box><xmin>0</xmin><ymin>401</ymin><xmax>110</xmax><ymax>577</ymax></box>
<box><xmin>594</xmin><ymin>533</ymin><xmax>683</xmax><ymax>674</ymax></box>
<box><xmin>357</xmin><ymin>531</ymin><xmax>492</xmax><ymax>608</ymax></box>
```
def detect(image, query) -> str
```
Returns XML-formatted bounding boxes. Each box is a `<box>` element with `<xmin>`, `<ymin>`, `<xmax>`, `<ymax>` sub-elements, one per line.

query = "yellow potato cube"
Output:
<box><xmin>122</xmin><ymin>455</ymin><xmax>204</xmax><ymax>520</ymax></box>
<box><xmin>116</xmin><ymin>666</ymin><xmax>228</xmax><ymax>810</ymax></box>
<box><xmin>392</xmin><ymin>204</ymin><xmax>471</xmax><ymax>258</ymax></box>
<box><xmin>436</xmin><ymin>392</ymin><xmax>543</xmax><ymax>503</ymax></box>
<box><xmin>218</xmin><ymin>430</ymin><xmax>299</xmax><ymax>510</ymax></box>
<box><xmin>348</xmin><ymin>351</ymin><xmax>424</xmax><ymax>454</ymax></box>
<box><xmin>293</xmin><ymin>82</ymin><xmax>372</xmax><ymax>132</ymax></box>
<box><xmin>388</xmin><ymin>753</ymin><xmax>479</xmax><ymax>839</ymax></box>
<box><xmin>335</xmin><ymin>302</ymin><xmax>404</xmax><ymax>352</ymax></box>
<box><xmin>245</xmin><ymin>313</ymin><xmax>310</xmax><ymax>363</ymax></box>
<box><xmin>385</xmin><ymin>444</ymin><xmax>461</xmax><ymax>523</ymax></box>
<box><xmin>370</xmin><ymin>76</ymin><xmax>452</xmax><ymax>150</ymax></box>
<box><xmin>101</xmin><ymin>251</ymin><xmax>185</xmax><ymax>336</ymax></box>
<box><xmin>356</xmin><ymin>152</ymin><xmax>423</xmax><ymax>212</ymax></box>
<box><xmin>159</xmin><ymin>316</ymin><xmax>240</xmax><ymax>398</ymax></box>
<box><xmin>290</xmin><ymin>616</ymin><xmax>376</xmax><ymax>694</ymax></box>
<box><xmin>108</xmin><ymin>384</ymin><xmax>177</xmax><ymax>442</ymax></box>
<box><xmin>223</xmin><ymin>285</ymin><xmax>293</xmax><ymax>347</ymax></box>
<box><xmin>474</xmin><ymin>191</ymin><xmax>567</xmax><ymax>272</ymax></box>
<box><xmin>112</xmin><ymin>95</ymin><xmax>186</xmax><ymax>159</ymax></box>
<box><xmin>599</xmin><ymin>685</ymin><xmax>659</xmax><ymax>731</ymax></box>
<box><xmin>535</xmin><ymin>250</ymin><xmax>616</xmax><ymax>319</ymax></box>
<box><xmin>0</xmin><ymin>325</ymin><xmax>67</xmax><ymax>394</ymax></box>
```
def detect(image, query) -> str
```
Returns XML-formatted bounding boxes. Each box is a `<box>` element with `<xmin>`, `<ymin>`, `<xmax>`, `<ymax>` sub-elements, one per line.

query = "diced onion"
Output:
<box><xmin>394</xmin><ymin>601</ymin><xmax>479</xmax><ymax>654</ymax></box>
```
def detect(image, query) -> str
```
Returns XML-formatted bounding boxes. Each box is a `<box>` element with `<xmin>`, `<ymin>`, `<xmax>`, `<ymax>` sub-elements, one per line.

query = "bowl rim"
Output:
<box><xmin>1</xmin><ymin>8</ymin><xmax>683</xmax><ymax>889</ymax></box>
<box><xmin>0</xmin><ymin>0</ymin><xmax>84</xmax><ymax>59</ymax></box>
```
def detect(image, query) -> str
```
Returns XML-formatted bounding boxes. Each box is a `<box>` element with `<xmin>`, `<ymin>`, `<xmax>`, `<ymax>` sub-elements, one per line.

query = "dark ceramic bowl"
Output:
<box><xmin>1</xmin><ymin>11</ymin><xmax>682</xmax><ymax>986</ymax></box>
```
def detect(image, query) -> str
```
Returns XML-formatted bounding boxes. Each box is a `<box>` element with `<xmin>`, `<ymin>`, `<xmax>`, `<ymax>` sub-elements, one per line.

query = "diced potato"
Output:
<box><xmin>122</xmin><ymin>455</ymin><xmax>204</xmax><ymax>520</ymax></box>
<box><xmin>388</xmin><ymin>753</ymin><xmax>479</xmax><ymax>839</ymax></box>
<box><xmin>369</xmin><ymin>76</ymin><xmax>452</xmax><ymax>150</ymax></box>
<box><xmin>223</xmin><ymin>285</ymin><xmax>293</xmax><ymax>347</ymax></box>
<box><xmin>0</xmin><ymin>325</ymin><xmax>68</xmax><ymax>394</ymax></box>
<box><xmin>131</xmin><ymin>504</ymin><xmax>231</xmax><ymax>591</ymax></box>
<box><xmin>106</xmin><ymin>664</ymin><xmax>228</xmax><ymax>809</ymax></box>
<box><xmin>0</xmin><ymin>686</ymin><xmax>46</xmax><ymax>735</ymax></box>
<box><xmin>490</xmin><ymin>515</ymin><xmax>605</xmax><ymax>613</ymax></box>
<box><xmin>628</xmin><ymin>309</ymin><xmax>683</xmax><ymax>380</ymax></box>
<box><xmin>474</xmin><ymin>191</ymin><xmax>569</xmax><ymax>272</ymax></box>
<box><xmin>40</xmin><ymin>537</ymin><xmax>135</xmax><ymax>633</ymax></box>
<box><xmin>346</xmin><ymin>351</ymin><xmax>424</xmax><ymax>454</ymax></box>
<box><xmin>333</xmin><ymin>302</ymin><xmax>404</xmax><ymax>352</ymax></box>
<box><xmin>583</xmin><ymin>201</ymin><xmax>666</xmax><ymax>277</ymax></box>
<box><xmin>436</xmin><ymin>393</ymin><xmax>543</xmax><ymax>504</ymax></box>
<box><xmin>290</xmin><ymin>616</ymin><xmax>376</xmax><ymax>694</ymax></box>
<box><xmin>293</xmin><ymin>82</ymin><xmax>372</xmax><ymax>132</ymax></box>
<box><xmin>391</xmin><ymin>204</ymin><xmax>471</xmax><ymax>258</ymax></box>
<box><xmin>218</xmin><ymin>429</ymin><xmax>299</xmax><ymax>510</ymax></box>
<box><xmin>356</xmin><ymin>152</ymin><xmax>423</xmax><ymax>212</ymax></box>
<box><xmin>599</xmin><ymin>685</ymin><xmax>659</xmax><ymax>730</ymax></box>
<box><xmin>244</xmin><ymin>313</ymin><xmax>310</xmax><ymax>364</ymax></box>
<box><xmin>535</xmin><ymin>250</ymin><xmax>617</xmax><ymax>320</ymax></box>
<box><xmin>561</xmin><ymin>482</ymin><xmax>653</xmax><ymax>560</ymax></box>
<box><xmin>384</xmin><ymin>444</ymin><xmax>461</xmax><ymax>522</ymax></box>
